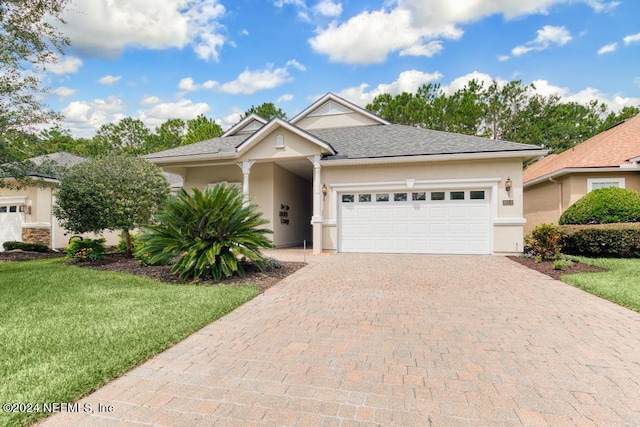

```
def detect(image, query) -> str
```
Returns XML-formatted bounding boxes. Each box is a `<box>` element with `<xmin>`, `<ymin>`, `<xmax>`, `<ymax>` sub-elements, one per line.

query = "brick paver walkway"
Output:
<box><xmin>40</xmin><ymin>254</ymin><xmax>640</xmax><ymax>426</ymax></box>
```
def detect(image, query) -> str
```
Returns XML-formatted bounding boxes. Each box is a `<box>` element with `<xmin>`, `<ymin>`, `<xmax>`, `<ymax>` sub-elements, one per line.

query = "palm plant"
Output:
<box><xmin>137</xmin><ymin>184</ymin><xmax>274</xmax><ymax>280</ymax></box>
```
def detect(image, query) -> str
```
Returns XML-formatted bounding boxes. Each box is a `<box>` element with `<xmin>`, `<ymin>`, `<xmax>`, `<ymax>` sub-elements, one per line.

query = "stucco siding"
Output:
<box><xmin>294</xmin><ymin>113</ymin><xmax>379</xmax><ymax>130</ymax></box>
<box><xmin>239</xmin><ymin>128</ymin><xmax>324</xmax><ymax>161</ymax></box>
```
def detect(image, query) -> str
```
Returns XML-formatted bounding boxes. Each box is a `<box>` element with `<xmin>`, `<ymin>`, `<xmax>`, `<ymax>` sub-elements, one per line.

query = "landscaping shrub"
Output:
<box><xmin>136</xmin><ymin>184</ymin><xmax>274</xmax><ymax>280</ymax></box>
<box><xmin>559</xmin><ymin>187</ymin><xmax>640</xmax><ymax>225</ymax></box>
<box><xmin>524</xmin><ymin>223</ymin><xmax>561</xmax><ymax>260</ymax></box>
<box><xmin>2</xmin><ymin>241</ymin><xmax>49</xmax><ymax>252</ymax></box>
<box><xmin>559</xmin><ymin>223</ymin><xmax>640</xmax><ymax>258</ymax></box>
<box><xmin>66</xmin><ymin>238</ymin><xmax>106</xmax><ymax>262</ymax></box>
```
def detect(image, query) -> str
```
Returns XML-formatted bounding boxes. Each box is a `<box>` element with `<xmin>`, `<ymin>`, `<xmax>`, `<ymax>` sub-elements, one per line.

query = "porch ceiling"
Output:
<box><xmin>275</xmin><ymin>158</ymin><xmax>313</xmax><ymax>182</ymax></box>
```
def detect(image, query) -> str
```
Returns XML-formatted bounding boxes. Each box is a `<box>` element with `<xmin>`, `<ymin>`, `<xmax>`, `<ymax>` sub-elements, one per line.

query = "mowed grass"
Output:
<box><xmin>562</xmin><ymin>257</ymin><xmax>640</xmax><ymax>313</ymax></box>
<box><xmin>0</xmin><ymin>259</ymin><xmax>258</xmax><ymax>427</ymax></box>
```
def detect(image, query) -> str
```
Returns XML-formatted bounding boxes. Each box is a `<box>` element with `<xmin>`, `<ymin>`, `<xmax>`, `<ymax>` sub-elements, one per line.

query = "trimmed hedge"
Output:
<box><xmin>559</xmin><ymin>187</ymin><xmax>640</xmax><ymax>225</ymax></box>
<box><xmin>2</xmin><ymin>241</ymin><xmax>50</xmax><ymax>252</ymax></box>
<box><xmin>559</xmin><ymin>223</ymin><xmax>640</xmax><ymax>258</ymax></box>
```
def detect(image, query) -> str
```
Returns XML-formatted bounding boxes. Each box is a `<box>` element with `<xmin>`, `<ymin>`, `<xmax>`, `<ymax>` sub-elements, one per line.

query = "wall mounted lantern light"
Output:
<box><xmin>505</xmin><ymin>177</ymin><xmax>512</xmax><ymax>193</ymax></box>
<box><xmin>322</xmin><ymin>183</ymin><xmax>328</xmax><ymax>198</ymax></box>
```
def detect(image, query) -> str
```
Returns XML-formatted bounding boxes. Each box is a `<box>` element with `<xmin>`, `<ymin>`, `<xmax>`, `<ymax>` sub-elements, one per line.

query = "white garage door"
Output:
<box><xmin>340</xmin><ymin>189</ymin><xmax>491</xmax><ymax>254</ymax></box>
<box><xmin>0</xmin><ymin>204</ymin><xmax>24</xmax><ymax>251</ymax></box>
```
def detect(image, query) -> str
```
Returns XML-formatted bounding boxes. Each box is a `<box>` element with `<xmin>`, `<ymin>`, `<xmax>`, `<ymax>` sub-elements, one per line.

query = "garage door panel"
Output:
<box><xmin>340</xmin><ymin>189</ymin><xmax>491</xmax><ymax>254</ymax></box>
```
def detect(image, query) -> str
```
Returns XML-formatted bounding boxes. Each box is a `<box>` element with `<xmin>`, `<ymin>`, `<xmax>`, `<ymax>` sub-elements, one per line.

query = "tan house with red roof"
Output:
<box><xmin>523</xmin><ymin>114</ymin><xmax>640</xmax><ymax>233</ymax></box>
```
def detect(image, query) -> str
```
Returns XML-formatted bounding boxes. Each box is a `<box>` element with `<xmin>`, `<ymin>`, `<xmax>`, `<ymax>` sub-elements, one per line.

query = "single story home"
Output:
<box><xmin>146</xmin><ymin>93</ymin><xmax>546</xmax><ymax>255</ymax></box>
<box><xmin>0</xmin><ymin>152</ymin><xmax>182</xmax><ymax>250</ymax></box>
<box><xmin>523</xmin><ymin>114</ymin><xmax>640</xmax><ymax>233</ymax></box>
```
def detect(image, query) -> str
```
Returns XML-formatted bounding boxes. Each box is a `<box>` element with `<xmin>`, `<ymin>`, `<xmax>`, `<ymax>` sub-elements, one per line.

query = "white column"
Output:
<box><xmin>307</xmin><ymin>155</ymin><xmax>322</xmax><ymax>254</ymax></box>
<box><xmin>237</xmin><ymin>160</ymin><xmax>255</xmax><ymax>201</ymax></box>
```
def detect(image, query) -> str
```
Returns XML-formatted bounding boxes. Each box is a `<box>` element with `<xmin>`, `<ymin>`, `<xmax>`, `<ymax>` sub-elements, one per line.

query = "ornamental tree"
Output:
<box><xmin>53</xmin><ymin>154</ymin><xmax>170</xmax><ymax>254</ymax></box>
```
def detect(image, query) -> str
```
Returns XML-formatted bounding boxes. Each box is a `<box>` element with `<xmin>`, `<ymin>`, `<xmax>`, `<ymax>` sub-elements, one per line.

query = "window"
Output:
<box><xmin>358</xmin><ymin>194</ymin><xmax>371</xmax><ymax>202</ymax></box>
<box><xmin>470</xmin><ymin>190</ymin><xmax>485</xmax><ymax>200</ymax></box>
<box><xmin>412</xmin><ymin>192</ymin><xmax>426</xmax><ymax>201</ymax></box>
<box><xmin>450</xmin><ymin>191</ymin><xmax>465</xmax><ymax>200</ymax></box>
<box><xmin>342</xmin><ymin>194</ymin><xmax>354</xmax><ymax>203</ymax></box>
<box><xmin>394</xmin><ymin>193</ymin><xmax>407</xmax><ymax>202</ymax></box>
<box><xmin>587</xmin><ymin>178</ymin><xmax>625</xmax><ymax>192</ymax></box>
<box><xmin>376</xmin><ymin>193</ymin><xmax>389</xmax><ymax>202</ymax></box>
<box><xmin>8</xmin><ymin>206</ymin><xmax>17</xmax><ymax>213</ymax></box>
<box><xmin>431</xmin><ymin>192</ymin><xmax>445</xmax><ymax>201</ymax></box>
<box><xmin>0</xmin><ymin>206</ymin><xmax>6</xmax><ymax>213</ymax></box>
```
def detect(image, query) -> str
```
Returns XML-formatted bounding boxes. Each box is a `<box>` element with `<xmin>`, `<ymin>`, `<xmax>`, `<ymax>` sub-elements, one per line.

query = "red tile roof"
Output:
<box><xmin>524</xmin><ymin>114</ymin><xmax>640</xmax><ymax>183</ymax></box>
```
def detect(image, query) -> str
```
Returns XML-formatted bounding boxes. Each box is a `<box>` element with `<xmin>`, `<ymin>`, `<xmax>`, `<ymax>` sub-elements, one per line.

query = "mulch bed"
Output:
<box><xmin>0</xmin><ymin>251</ymin><xmax>305</xmax><ymax>293</ymax></box>
<box><xmin>508</xmin><ymin>256</ymin><xmax>607</xmax><ymax>280</ymax></box>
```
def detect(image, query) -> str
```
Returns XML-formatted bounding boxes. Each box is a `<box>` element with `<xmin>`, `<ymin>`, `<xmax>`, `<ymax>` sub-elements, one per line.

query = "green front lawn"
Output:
<box><xmin>0</xmin><ymin>259</ymin><xmax>258</xmax><ymax>427</ymax></box>
<box><xmin>562</xmin><ymin>257</ymin><xmax>640</xmax><ymax>313</ymax></box>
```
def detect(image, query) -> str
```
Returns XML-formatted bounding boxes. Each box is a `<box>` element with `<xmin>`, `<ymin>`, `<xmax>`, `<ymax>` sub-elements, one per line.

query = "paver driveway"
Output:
<box><xmin>41</xmin><ymin>254</ymin><xmax>640</xmax><ymax>426</ymax></box>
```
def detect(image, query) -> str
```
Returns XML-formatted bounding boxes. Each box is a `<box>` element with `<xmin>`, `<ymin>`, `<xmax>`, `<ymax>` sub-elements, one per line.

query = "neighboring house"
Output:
<box><xmin>146</xmin><ymin>93</ymin><xmax>545</xmax><ymax>255</ymax></box>
<box><xmin>0</xmin><ymin>152</ymin><xmax>181</xmax><ymax>250</ymax></box>
<box><xmin>523</xmin><ymin>114</ymin><xmax>640</xmax><ymax>233</ymax></box>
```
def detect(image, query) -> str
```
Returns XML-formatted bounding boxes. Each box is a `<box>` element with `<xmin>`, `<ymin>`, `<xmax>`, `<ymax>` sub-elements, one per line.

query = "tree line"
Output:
<box><xmin>366</xmin><ymin>80</ymin><xmax>639</xmax><ymax>154</ymax></box>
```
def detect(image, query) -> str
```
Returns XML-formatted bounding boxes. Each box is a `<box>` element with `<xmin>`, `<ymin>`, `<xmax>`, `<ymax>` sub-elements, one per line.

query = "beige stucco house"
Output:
<box><xmin>523</xmin><ymin>114</ymin><xmax>640</xmax><ymax>233</ymax></box>
<box><xmin>0</xmin><ymin>152</ymin><xmax>182</xmax><ymax>250</ymax></box>
<box><xmin>146</xmin><ymin>93</ymin><xmax>546</xmax><ymax>255</ymax></box>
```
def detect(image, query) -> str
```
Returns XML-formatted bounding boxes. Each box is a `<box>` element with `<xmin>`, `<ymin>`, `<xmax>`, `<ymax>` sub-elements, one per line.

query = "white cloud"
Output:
<box><xmin>309</xmin><ymin>0</ymin><xmax>611</xmax><ymax>64</ymax></box>
<box><xmin>635</xmin><ymin>77</ymin><xmax>640</xmax><ymax>88</ymax></box>
<box><xmin>277</xmin><ymin>94</ymin><xmax>294</xmax><ymax>103</ymax></box>
<box><xmin>400</xmin><ymin>41</ymin><xmax>444</xmax><ymax>57</ymax></box>
<box><xmin>221</xmin><ymin>109</ymin><xmax>243</xmax><ymax>130</ymax></box>
<box><xmin>512</xmin><ymin>25</ymin><xmax>572</xmax><ymax>56</ymax></box>
<box><xmin>52</xmin><ymin>87</ymin><xmax>77</xmax><ymax>98</ymax></box>
<box><xmin>623</xmin><ymin>32</ymin><xmax>640</xmax><ymax>45</ymax></box>
<box><xmin>61</xmin><ymin>0</ymin><xmax>227</xmax><ymax>61</ymax></box>
<box><xmin>97</xmin><ymin>75</ymin><xmax>122</xmax><ymax>85</ymax></box>
<box><xmin>202</xmin><ymin>80</ymin><xmax>219</xmax><ymax>89</ymax></box>
<box><xmin>140</xmin><ymin>95</ymin><xmax>160</xmax><ymax>106</ymax></box>
<box><xmin>313</xmin><ymin>0</ymin><xmax>342</xmax><ymax>17</ymax></box>
<box><xmin>41</xmin><ymin>56</ymin><xmax>83</xmax><ymax>75</ymax></box>
<box><xmin>219</xmin><ymin>61</ymin><xmax>306</xmax><ymax>94</ymax></box>
<box><xmin>61</xmin><ymin>96</ymin><xmax>127</xmax><ymax>136</ymax></box>
<box><xmin>497</xmin><ymin>54</ymin><xmax>510</xmax><ymax>62</ymax></box>
<box><xmin>138</xmin><ymin>99</ymin><xmax>210</xmax><ymax>129</ymax></box>
<box><xmin>597</xmin><ymin>43</ymin><xmax>617</xmax><ymax>55</ymax></box>
<box><xmin>335</xmin><ymin>70</ymin><xmax>443</xmax><ymax>106</ymax></box>
<box><xmin>178</xmin><ymin>77</ymin><xmax>198</xmax><ymax>92</ymax></box>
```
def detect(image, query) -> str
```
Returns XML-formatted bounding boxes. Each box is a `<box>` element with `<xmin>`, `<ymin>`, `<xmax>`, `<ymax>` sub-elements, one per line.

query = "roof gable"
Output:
<box><xmin>290</xmin><ymin>93</ymin><xmax>389</xmax><ymax>128</ymax></box>
<box><xmin>524</xmin><ymin>114</ymin><xmax>640</xmax><ymax>183</ymax></box>
<box><xmin>222</xmin><ymin>113</ymin><xmax>267</xmax><ymax>137</ymax></box>
<box><xmin>236</xmin><ymin>118</ymin><xmax>336</xmax><ymax>155</ymax></box>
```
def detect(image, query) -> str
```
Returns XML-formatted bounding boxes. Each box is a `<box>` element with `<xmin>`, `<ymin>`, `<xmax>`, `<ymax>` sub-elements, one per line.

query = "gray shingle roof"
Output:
<box><xmin>144</xmin><ymin>123</ymin><xmax>542</xmax><ymax>161</ymax></box>
<box><xmin>29</xmin><ymin>152</ymin><xmax>87</xmax><ymax>167</ymax></box>
<box><xmin>144</xmin><ymin>135</ymin><xmax>246</xmax><ymax>159</ymax></box>
<box><xmin>309</xmin><ymin>125</ymin><xmax>542</xmax><ymax>160</ymax></box>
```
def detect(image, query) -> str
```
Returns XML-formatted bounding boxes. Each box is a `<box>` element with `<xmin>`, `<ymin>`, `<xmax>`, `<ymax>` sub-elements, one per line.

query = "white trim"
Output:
<box><xmin>587</xmin><ymin>177</ymin><xmax>625</xmax><ymax>192</ymax></box>
<box><xmin>322</xmin><ymin>150</ymin><xmax>548</xmax><ymax>167</ymax></box>
<box><xmin>146</xmin><ymin>151</ymin><xmax>239</xmax><ymax>165</ymax></box>
<box><xmin>0</xmin><ymin>196</ymin><xmax>27</xmax><ymax>205</ymax></box>
<box><xmin>493</xmin><ymin>218</ymin><xmax>527</xmax><ymax>225</ymax></box>
<box><xmin>289</xmin><ymin>93</ymin><xmax>390</xmax><ymax>126</ymax></box>
<box><xmin>222</xmin><ymin>113</ymin><xmax>267</xmax><ymax>137</ymax></box>
<box><xmin>524</xmin><ymin>167</ymin><xmax>637</xmax><ymax>188</ymax></box>
<box><xmin>235</xmin><ymin>118</ymin><xmax>336</xmax><ymax>155</ymax></box>
<box><xmin>21</xmin><ymin>222</ymin><xmax>51</xmax><ymax>228</ymax></box>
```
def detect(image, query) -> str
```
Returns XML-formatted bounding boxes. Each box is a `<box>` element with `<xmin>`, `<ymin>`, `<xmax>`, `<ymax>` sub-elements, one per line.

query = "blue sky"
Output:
<box><xmin>40</xmin><ymin>0</ymin><xmax>640</xmax><ymax>137</ymax></box>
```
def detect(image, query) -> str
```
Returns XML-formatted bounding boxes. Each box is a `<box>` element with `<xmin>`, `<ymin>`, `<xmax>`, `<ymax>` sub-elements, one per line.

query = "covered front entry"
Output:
<box><xmin>339</xmin><ymin>188</ymin><xmax>491</xmax><ymax>254</ymax></box>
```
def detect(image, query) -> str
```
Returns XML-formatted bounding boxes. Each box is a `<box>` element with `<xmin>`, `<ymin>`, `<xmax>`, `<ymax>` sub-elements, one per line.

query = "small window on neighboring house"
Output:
<box><xmin>275</xmin><ymin>134</ymin><xmax>285</xmax><ymax>149</ymax></box>
<box><xmin>587</xmin><ymin>178</ymin><xmax>625</xmax><ymax>192</ymax></box>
